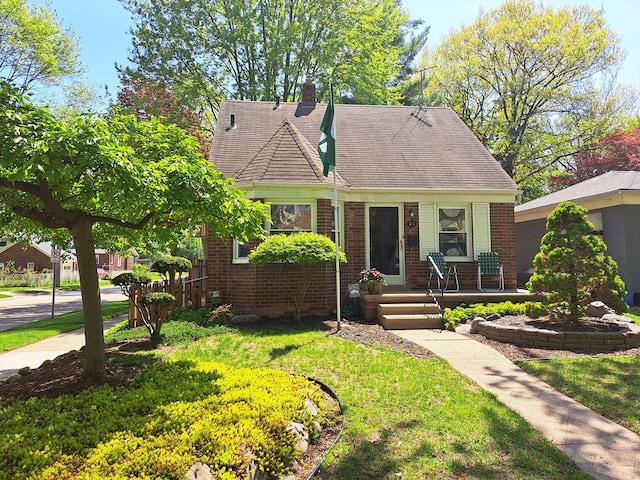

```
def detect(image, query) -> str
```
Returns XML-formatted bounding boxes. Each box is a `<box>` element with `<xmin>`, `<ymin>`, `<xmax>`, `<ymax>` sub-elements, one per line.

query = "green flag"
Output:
<box><xmin>318</xmin><ymin>83</ymin><xmax>336</xmax><ymax>176</ymax></box>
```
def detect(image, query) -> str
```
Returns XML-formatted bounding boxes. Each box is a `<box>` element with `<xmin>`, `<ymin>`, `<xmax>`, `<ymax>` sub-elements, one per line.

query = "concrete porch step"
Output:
<box><xmin>378</xmin><ymin>302</ymin><xmax>441</xmax><ymax>315</ymax></box>
<box><xmin>379</xmin><ymin>314</ymin><xmax>444</xmax><ymax>330</ymax></box>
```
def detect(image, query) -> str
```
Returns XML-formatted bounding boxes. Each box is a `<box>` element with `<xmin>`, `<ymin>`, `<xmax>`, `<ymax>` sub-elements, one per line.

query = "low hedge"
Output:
<box><xmin>443</xmin><ymin>301</ymin><xmax>547</xmax><ymax>330</ymax></box>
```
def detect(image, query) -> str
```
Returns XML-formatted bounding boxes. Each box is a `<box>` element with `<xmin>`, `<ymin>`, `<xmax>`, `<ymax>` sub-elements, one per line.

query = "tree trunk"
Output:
<box><xmin>71</xmin><ymin>219</ymin><xmax>105</xmax><ymax>380</ymax></box>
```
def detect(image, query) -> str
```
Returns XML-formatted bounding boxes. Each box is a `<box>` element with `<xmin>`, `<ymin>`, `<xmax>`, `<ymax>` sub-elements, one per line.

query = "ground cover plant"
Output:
<box><xmin>0</xmin><ymin>301</ymin><xmax>128</xmax><ymax>352</ymax></box>
<box><xmin>167</xmin><ymin>319</ymin><xmax>591</xmax><ymax>479</ymax></box>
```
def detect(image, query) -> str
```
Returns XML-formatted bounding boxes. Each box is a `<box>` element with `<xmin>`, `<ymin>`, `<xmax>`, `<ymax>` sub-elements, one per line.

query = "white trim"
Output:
<box><xmin>418</xmin><ymin>203</ymin><xmax>437</xmax><ymax>261</ymax></box>
<box><xmin>472</xmin><ymin>203</ymin><xmax>491</xmax><ymax>260</ymax></box>
<box><xmin>437</xmin><ymin>205</ymin><xmax>471</xmax><ymax>261</ymax></box>
<box><xmin>232</xmin><ymin>239</ymin><xmax>251</xmax><ymax>264</ymax></box>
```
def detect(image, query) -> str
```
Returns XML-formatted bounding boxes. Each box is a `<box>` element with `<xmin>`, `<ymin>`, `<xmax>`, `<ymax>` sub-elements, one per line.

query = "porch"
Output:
<box><xmin>358</xmin><ymin>288</ymin><xmax>543</xmax><ymax>329</ymax></box>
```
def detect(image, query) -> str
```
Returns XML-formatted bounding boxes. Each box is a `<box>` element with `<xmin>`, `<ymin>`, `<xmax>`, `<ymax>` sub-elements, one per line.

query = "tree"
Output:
<box><xmin>116</xmin><ymin>77</ymin><xmax>210</xmax><ymax>155</ymax></box>
<box><xmin>0</xmin><ymin>82</ymin><xmax>270</xmax><ymax>379</ymax></box>
<box><xmin>0</xmin><ymin>0</ymin><xmax>81</xmax><ymax>90</ymax></box>
<box><xmin>151</xmin><ymin>255</ymin><xmax>192</xmax><ymax>285</ymax></box>
<box><xmin>421</xmin><ymin>0</ymin><xmax>636</xmax><ymax>198</ymax></box>
<box><xmin>248</xmin><ymin>232</ymin><xmax>346</xmax><ymax>322</ymax></box>
<box><xmin>527</xmin><ymin>201</ymin><xmax>627</xmax><ymax>320</ymax></box>
<box><xmin>552</xmin><ymin>126</ymin><xmax>640</xmax><ymax>187</ymax></box>
<box><xmin>119</xmin><ymin>0</ymin><xmax>414</xmax><ymax>120</ymax></box>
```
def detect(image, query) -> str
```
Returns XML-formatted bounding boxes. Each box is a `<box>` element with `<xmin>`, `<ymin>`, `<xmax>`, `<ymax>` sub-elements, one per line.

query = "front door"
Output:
<box><xmin>367</xmin><ymin>205</ymin><xmax>404</xmax><ymax>285</ymax></box>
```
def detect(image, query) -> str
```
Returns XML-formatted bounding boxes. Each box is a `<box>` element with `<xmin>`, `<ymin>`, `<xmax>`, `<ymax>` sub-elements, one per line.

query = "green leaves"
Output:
<box><xmin>527</xmin><ymin>201</ymin><xmax>627</xmax><ymax>318</ymax></box>
<box><xmin>422</xmin><ymin>0</ymin><xmax>633</xmax><ymax>195</ymax></box>
<box><xmin>248</xmin><ymin>232</ymin><xmax>346</xmax><ymax>266</ymax></box>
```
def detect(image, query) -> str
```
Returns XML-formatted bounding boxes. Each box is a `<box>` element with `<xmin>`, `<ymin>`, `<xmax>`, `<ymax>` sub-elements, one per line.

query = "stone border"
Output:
<box><xmin>476</xmin><ymin>321</ymin><xmax>640</xmax><ymax>351</ymax></box>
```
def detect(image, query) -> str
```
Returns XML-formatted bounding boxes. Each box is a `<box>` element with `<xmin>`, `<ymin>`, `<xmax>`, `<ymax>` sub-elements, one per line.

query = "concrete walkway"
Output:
<box><xmin>392</xmin><ymin>328</ymin><xmax>640</xmax><ymax>480</ymax></box>
<box><xmin>0</xmin><ymin>316</ymin><xmax>125</xmax><ymax>382</ymax></box>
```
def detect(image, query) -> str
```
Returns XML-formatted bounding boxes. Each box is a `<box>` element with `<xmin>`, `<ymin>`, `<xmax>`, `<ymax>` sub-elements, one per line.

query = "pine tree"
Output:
<box><xmin>527</xmin><ymin>201</ymin><xmax>627</xmax><ymax>320</ymax></box>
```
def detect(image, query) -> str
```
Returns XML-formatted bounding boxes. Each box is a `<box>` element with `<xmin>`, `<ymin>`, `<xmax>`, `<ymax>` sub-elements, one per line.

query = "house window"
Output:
<box><xmin>233</xmin><ymin>239</ymin><xmax>252</xmax><ymax>264</ymax></box>
<box><xmin>117</xmin><ymin>255</ymin><xmax>122</xmax><ymax>267</ymax></box>
<box><xmin>0</xmin><ymin>239</ymin><xmax>7</xmax><ymax>247</ymax></box>
<box><xmin>26</xmin><ymin>262</ymin><xmax>35</xmax><ymax>271</ymax></box>
<box><xmin>438</xmin><ymin>208</ymin><xmax>468</xmax><ymax>257</ymax></box>
<box><xmin>269</xmin><ymin>203</ymin><xmax>313</xmax><ymax>234</ymax></box>
<box><xmin>95</xmin><ymin>255</ymin><xmax>99</xmax><ymax>265</ymax></box>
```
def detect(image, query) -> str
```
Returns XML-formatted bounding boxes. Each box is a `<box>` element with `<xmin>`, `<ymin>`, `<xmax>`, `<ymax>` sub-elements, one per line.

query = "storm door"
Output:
<box><xmin>367</xmin><ymin>205</ymin><xmax>404</xmax><ymax>285</ymax></box>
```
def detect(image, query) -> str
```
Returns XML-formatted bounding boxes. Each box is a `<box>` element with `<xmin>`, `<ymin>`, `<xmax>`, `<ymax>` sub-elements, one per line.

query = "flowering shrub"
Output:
<box><xmin>357</xmin><ymin>268</ymin><xmax>387</xmax><ymax>284</ymax></box>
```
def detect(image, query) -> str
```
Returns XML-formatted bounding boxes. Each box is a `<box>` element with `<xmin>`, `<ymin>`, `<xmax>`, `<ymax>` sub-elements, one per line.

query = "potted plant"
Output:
<box><xmin>358</xmin><ymin>268</ymin><xmax>387</xmax><ymax>294</ymax></box>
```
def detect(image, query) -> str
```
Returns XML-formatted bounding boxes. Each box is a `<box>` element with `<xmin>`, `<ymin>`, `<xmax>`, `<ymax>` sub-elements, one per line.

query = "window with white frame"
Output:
<box><xmin>269</xmin><ymin>203</ymin><xmax>313</xmax><ymax>234</ymax></box>
<box><xmin>233</xmin><ymin>202</ymin><xmax>315</xmax><ymax>264</ymax></box>
<box><xmin>233</xmin><ymin>240</ymin><xmax>252</xmax><ymax>264</ymax></box>
<box><xmin>26</xmin><ymin>262</ymin><xmax>35</xmax><ymax>271</ymax></box>
<box><xmin>330</xmin><ymin>202</ymin><xmax>343</xmax><ymax>248</ymax></box>
<box><xmin>438</xmin><ymin>207</ymin><xmax>468</xmax><ymax>257</ymax></box>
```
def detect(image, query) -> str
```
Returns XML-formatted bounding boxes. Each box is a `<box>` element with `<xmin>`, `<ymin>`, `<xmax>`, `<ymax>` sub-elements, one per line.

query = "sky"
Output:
<box><xmin>44</xmin><ymin>0</ymin><xmax>640</xmax><ymax>100</ymax></box>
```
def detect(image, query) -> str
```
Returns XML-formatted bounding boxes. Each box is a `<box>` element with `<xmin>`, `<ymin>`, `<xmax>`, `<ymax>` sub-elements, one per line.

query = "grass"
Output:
<box><xmin>160</xmin><ymin>320</ymin><xmax>590</xmax><ymax>479</ymax></box>
<box><xmin>518</xmin><ymin>355</ymin><xmax>640</xmax><ymax>435</ymax></box>
<box><xmin>0</xmin><ymin>301</ymin><xmax>129</xmax><ymax>352</ymax></box>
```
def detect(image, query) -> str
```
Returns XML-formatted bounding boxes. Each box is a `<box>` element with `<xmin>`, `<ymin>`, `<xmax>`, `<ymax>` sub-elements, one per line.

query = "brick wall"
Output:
<box><xmin>206</xmin><ymin>200</ymin><xmax>518</xmax><ymax>317</ymax></box>
<box><xmin>0</xmin><ymin>244</ymin><xmax>50</xmax><ymax>271</ymax></box>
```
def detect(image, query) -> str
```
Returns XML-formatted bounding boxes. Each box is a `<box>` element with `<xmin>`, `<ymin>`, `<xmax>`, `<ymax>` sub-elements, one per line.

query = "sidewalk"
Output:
<box><xmin>0</xmin><ymin>316</ymin><xmax>125</xmax><ymax>382</ymax></box>
<box><xmin>392</xmin><ymin>328</ymin><xmax>640</xmax><ymax>480</ymax></box>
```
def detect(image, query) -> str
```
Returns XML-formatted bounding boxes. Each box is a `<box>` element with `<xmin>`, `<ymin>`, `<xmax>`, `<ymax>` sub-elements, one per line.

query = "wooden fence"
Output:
<box><xmin>128</xmin><ymin>276</ymin><xmax>208</xmax><ymax>327</ymax></box>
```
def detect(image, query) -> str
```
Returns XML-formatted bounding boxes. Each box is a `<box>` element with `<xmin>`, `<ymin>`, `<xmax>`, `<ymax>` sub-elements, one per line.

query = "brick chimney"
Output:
<box><xmin>301</xmin><ymin>76</ymin><xmax>316</xmax><ymax>106</ymax></box>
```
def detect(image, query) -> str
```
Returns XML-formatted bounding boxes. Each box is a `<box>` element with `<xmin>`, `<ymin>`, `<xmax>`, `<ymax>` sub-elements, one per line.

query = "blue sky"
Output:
<box><xmin>47</xmin><ymin>0</ymin><xmax>640</xmax><ymax>97</ymax></box>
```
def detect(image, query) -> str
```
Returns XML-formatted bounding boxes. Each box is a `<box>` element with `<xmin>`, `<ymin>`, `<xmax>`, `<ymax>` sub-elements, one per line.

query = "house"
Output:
<box><xmin>205</xmin><ymin>80</ymin><xmax>520</xmax><ymax>318</ymax></box>
<box><xmin>514</xmin><ymin>171</ymin><xmax>640</xmax><ymax>306</ymax></box>
<box><xmin>0</xmin><ymin>239</ymin><xmax>77</xmax><ymax>280</ymax></box>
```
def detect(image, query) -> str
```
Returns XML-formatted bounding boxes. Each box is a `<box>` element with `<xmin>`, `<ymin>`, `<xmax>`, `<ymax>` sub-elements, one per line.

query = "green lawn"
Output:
<box><xmin>0</xmin><ymin>318</ymin><xmax>592</xmax><ymax>479</ymax></box>
<box><xmin>0</xmin><ymin>301</ymin><xmax>129</xmax><ymax>352</ymax></box>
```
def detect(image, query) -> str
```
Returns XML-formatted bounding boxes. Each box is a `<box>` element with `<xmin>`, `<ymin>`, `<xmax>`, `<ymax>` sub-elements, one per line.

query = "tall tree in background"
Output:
<box><xmin>421</xmin><ymin>0</ymin><xmax>637</xmax><ymax>200</ymax></box>
<box><xmin>0</xmin><ymin>0</ymin><xmax>81</xmax><ymax>90</ymax></box>
<box><xmin>552</xmin><ymin>126</ymin><xmax>640</xmax><ymax>187</ymax></box>
<box><xmin>0</xmin><ymin>82</ymin><xmax>269</xmax><ymax>379</ymax></box>
<box><xmin>117</xmin><ymin>77</ymin><xmax>210</xmax><ymax>155</ymax></box>
<box><xmin>119</xmin><ymin>0</ymin><xmax>415</xmax><ymax>121</ymax></box>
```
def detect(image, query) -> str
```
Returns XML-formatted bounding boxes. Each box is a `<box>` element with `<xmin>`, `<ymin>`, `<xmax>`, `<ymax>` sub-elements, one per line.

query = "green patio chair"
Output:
<box><xmin>427</xmin><ymin>252</ymin><xmax>459</xmax><ymax>292</ymax></box>
<box><xmin>477</xmin><ymin>252</ymin><xmax>504</xmax><ymax>291</ymax></box>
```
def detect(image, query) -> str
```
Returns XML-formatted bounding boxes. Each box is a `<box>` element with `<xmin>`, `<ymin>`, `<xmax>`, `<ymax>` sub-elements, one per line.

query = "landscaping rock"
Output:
<box><xmin>486</xmin><ymin>314</ymin><xmax>501</xmax><ymax>322</ymax></box>
<box><xmin>6</xmin><ymin>374</ymin><xmax>21</xmax><ymax>384</ymax></box>
<box><xmin>185</xmin><ymin>462</ymin><xmax>211</xmax><ymax>480</ymax></box>
<box><xmin>470</xmin><ymin>317</ymin><xmax>484</xmax><ymax>334</ymax></box>
<box><xmin>304</xmin><ymin>397</ymin><xmax>318</xmax><ymax>416</ymax></box>
<box><xmin>602</xmin><ymin>313</ymin><xmax>635</xmax><ymax>324</ymax></box>
<box><xmin>18</xmin><ymin>366</ymin><xmax>31</xmax><ymax>377</ymax></box>
<box><xmin>286</xmin><ymin>422</ymin><xmax>309</xmax><ymax>453</ymax></box>
<box><xmin>587</xmin><ymin>301</ymin><xmax>615</xmax><ymax>317</ymax></box>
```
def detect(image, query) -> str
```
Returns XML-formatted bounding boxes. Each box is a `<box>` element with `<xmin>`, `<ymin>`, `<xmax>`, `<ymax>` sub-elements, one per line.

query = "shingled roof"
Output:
<box><xmin>515</xmin><ymin>171</ymin><xmax>640</xmax><ymax>213</ymax></box>
<box><xmin>210</xmin><ymin>99</ymin><xmax>518</xmax><ymax>192</ymax></box>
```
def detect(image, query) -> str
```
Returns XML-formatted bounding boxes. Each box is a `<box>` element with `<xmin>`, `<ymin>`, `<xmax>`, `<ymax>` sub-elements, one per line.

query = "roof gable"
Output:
<box><xmin>211</xmin><ymin>100</ymin><xmax>518</xmax><ymax>192</ymax></box>
<box><xmin>235</xmin><ymin>119</ymin><xmax>348</xmax><ymax>186</ymax></box>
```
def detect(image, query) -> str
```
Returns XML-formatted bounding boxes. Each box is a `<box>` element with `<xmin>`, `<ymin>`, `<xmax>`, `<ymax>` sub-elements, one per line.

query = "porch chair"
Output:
<box><xmin>427</xmin><ymin>252</ymin><xmax>459</xmax><ymax>292</ymax></box>
<box><xmin>477</xmin><ymin>252</ymin><xmax>504</xmax><ymax>292</ymax></box>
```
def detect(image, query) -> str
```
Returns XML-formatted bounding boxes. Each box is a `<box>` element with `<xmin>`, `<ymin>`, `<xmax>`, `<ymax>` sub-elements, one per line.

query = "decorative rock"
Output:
<box><xmin>485</xmin><ymin>313</ymin><xmax>501</xmax><ymax>322</ymax></box>
<box><xmin>587</xmin><ymin>301</ymin><xmax>615</xmax><ymax>317</ymax></box>
<box><xmin>229</xmin><ymin>314</ymin><xmax>262</xmax><ymax>326</ymax></box>
<box><xmin>312</xmin><ymin>420</ymin><xmax>323</xmax><ymax>434</ymax></box>
<box><xmin>18</xmin><ymin>366</ymin><xmax>31</xmax><ymax>377</ymax></box>
<box><xmin>6</xmin><ymin>374</ymin><xmax>21</xmax><ymax>384</ymax></box>
<box><xmin>286</xmin><ymin>422</ymin><xmax>309</xmax><ymax>453</ymax></box>
<box><xmin>304</xmin><ymin>397</ymin><xmax>318</xmax><ymax>416</ymax></box>
<box><xmin>602</xmin><ymin>313</ymin><xmax>635</xmax><ymax>324</ymax></box>
<box><xmin>470</xmin><ymin>317</ymin><xmax>484</xmax><ymax>334</ymax></box>
<box><xmin>185</xmin><ymin>462</ymin><xmax>212</xmax><ymax>480</ymax></box>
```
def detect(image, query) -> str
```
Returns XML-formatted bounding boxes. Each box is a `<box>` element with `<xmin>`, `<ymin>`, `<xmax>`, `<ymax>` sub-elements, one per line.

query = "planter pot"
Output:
<box><xmin>366</xmin><ymin>280</ymin><xmax>383</xmax><ymax>294</ymax></box>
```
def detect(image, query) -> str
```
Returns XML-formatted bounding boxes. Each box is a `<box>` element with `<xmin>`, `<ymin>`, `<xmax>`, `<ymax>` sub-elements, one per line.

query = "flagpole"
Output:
<box><xmin>333</xmin><ymin>163</ymin><xmax>341</xmax><ymax>331</ymax></box>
